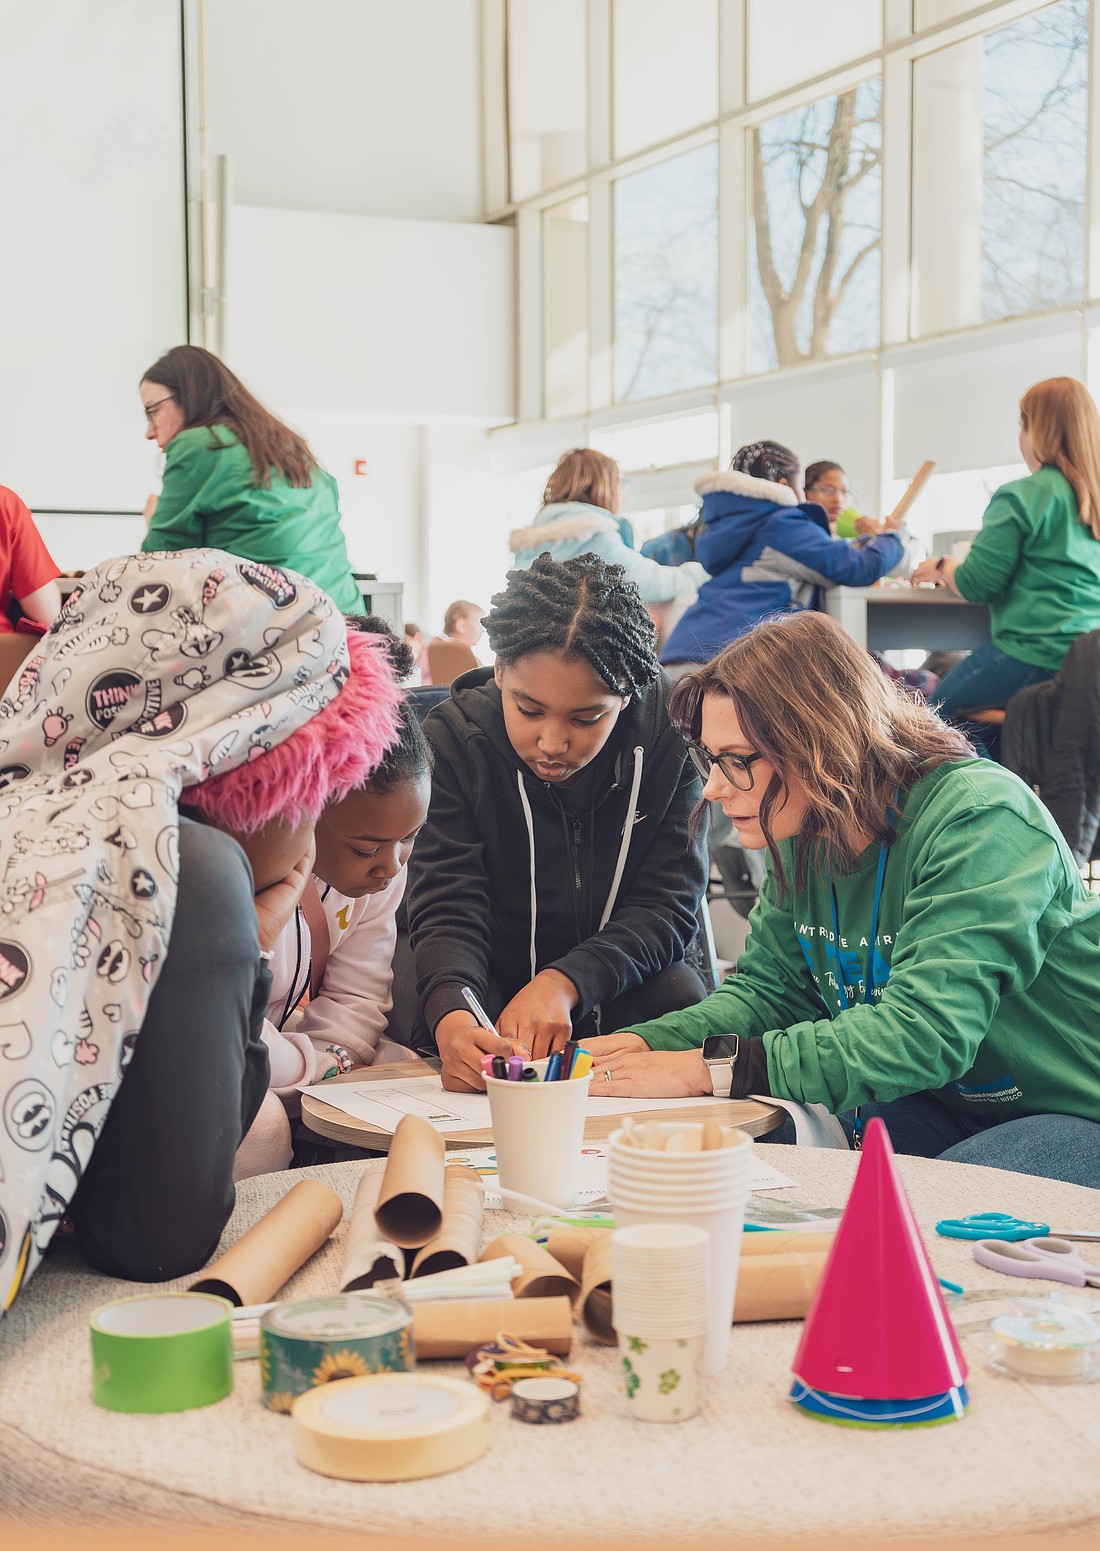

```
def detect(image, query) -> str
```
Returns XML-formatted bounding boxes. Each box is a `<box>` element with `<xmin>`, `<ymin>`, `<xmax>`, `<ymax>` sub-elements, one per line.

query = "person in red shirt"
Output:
<box><xmin>0</xmin><ymin>487</ymin><xmax>62</xmax><ymax>632</ymax></box>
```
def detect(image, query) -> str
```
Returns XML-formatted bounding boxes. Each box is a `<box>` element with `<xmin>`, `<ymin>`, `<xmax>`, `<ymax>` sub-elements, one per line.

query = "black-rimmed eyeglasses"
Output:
<box><xmin>143</xmin><ymin>394</ymin><xmax>175</xmax><ymax>424</ymax></box>
<box><xmin>686</xmin><ymin>741</ymin><xmax>765</xmax><ymax>792</ymax></box>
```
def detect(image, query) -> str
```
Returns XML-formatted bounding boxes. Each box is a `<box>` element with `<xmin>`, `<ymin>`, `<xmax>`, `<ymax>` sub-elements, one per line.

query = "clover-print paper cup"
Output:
<box><xmin>617</xmin><ymin>1330</ymin><xmax>704</xmax><ymax>1422</ymax></box>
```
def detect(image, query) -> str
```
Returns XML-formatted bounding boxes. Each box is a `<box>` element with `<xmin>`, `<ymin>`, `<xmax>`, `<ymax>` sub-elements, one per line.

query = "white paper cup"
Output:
<box><xmin>618</xmin><ymin>1330</ymin><xmax>704</xmax><ymax>1422</ymax></box>
<box><xmin>486</xmin><ymin>1071</ymin><xmax>591</xmax><ymax>1211</ymax></box>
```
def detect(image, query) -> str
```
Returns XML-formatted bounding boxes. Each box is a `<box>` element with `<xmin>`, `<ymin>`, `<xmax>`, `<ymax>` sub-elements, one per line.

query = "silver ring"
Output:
<box><xmin>604</xmin><ymin>1067</ymin><xmax>613</xmax><ymax>1083</ymax></box>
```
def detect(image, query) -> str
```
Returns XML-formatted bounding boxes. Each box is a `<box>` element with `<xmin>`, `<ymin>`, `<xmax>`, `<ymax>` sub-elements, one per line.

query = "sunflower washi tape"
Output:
<box><xmin>259</xmin><ymin>1293</ymin><xmax>414</xmax><ymax>1413</ymax></box>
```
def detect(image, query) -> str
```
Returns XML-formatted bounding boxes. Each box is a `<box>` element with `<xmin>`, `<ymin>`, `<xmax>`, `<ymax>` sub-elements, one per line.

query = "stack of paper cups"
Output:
<box><xmin>611</xmin><ymin>1224</ymin><xmax>709</xmax><ymax>1422</ymax></box>
<box><xmin>608</xmin><ymin>1123</ymin><xmax>753</xmax><ymax>1376</ymax></box>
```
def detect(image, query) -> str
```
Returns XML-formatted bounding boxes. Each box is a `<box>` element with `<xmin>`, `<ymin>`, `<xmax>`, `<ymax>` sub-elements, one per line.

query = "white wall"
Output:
<box><xmin>422</xmin><ymin>426</ymin><xmax>512</xmax><ymax>634</ymax></box>
<box><xmin>204</xmin><ymin>0</ymin><xmax>484</xmax><ymax>222</ymax></box>
<box><xmin>225</xmin><ymin>206</ymin><xmax>515</xmax><ymax>424</ymax></box>
<box><xmin>0</xmin><ymin>1</ymin><xmax>186</xmax><ymax>514</ymax></box>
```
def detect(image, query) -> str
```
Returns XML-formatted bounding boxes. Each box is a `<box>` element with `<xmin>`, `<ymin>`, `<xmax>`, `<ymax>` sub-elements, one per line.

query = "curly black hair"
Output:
<box><xmin>485</xmin><ymin>552</ymin><xmax>659</xmax><ymax>697</ymax></box>
<box><xmin>346</xmin><ymin>615</ymin><xmax>433</xmax><ymax>792</ymax></box>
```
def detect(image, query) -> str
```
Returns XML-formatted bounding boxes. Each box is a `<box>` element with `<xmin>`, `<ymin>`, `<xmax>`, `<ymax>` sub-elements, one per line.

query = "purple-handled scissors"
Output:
<box><xmin>973</xmin><ymin>1236</ymin><xmax>1100</xmax><ymax>1288</ymax></box>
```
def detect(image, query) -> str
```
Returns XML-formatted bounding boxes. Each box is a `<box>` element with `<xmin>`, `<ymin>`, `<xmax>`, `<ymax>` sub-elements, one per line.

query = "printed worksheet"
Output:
<box><xmin>300</xmin><ymin>1072</ymin><xmax>746</xmax><ymax>1135</ymax></box>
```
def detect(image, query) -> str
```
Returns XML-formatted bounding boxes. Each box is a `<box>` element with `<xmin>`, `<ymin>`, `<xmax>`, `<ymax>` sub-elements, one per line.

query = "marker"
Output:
<box><xmin>563</xmin><ymin>1045</ymin><xmax>578</xmax><ymax>1079</ymax></box>
<box><xmin>521</xmin><ymin>1067</ymin><xmax>539</xmax><ymax>1082</ymax></box>
<box><xmin>506</xmin><ymin>1056</ymin><xmax>524</xmax><ymax>1082</ymax></box>
<box><xmin>461</xmin><ymin>986</ymin><xmax>499</xmax><ymax>1036</ymax></box>
<box><xmin>570</xmin><ymin>1051</ymin><xmax>593</xmax><ymax>1080</ymax></box>
<box><xmin>491</xmin><ymin>1056</ymin><xmax>507</xmax><ymax>1080</ymax></box>
<box><xmin>545</xmin><ymin>1051</ymin><xmax>563</xmax><ymax>1083</ymax></box>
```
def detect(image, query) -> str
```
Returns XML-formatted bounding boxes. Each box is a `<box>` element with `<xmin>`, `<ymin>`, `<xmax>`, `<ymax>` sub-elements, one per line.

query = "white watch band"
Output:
<box><xmin>708</xmin><ymin>1060</ymin><xmax>734</xmax><ymax>1099</ymax></box>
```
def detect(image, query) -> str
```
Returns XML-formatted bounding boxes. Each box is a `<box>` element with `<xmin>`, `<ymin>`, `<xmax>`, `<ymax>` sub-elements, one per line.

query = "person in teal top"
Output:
<box><xmin>912</xmin><ymin>376</ymin><xmax>1100</xmax><ymax>755</ymax></box>
<box><xmin>585</xmin><ymin>610</ymin><xmax>1100</xmax><ymax>1187</ymax></box>
<box><xmin>139</xmin><ymin>346</ymin><xmax>361</xmax><ymax>613</ymax></box>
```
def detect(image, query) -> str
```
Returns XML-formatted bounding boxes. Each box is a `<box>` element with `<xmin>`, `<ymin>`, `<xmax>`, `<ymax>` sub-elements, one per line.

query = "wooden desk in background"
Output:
<box><xmin>825</xmin><ymin>585</ymin><xmax>990</xmax><ymax>654</ymax></box>
<box><xmin>300</xmin><ymin>1057</ymin><xmax>785</xmax><ymax>1150</ymax></box>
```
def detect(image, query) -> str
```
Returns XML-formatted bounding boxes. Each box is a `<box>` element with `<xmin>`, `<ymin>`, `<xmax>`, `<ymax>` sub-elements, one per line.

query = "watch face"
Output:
<box><xmin>702</xmin><ymin>1035</ymin><xmax>739</xmax><ymax>1063</ymax></box>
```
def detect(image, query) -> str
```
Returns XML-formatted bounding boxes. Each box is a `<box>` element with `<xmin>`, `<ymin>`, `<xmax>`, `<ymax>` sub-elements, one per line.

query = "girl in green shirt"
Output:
<box><xmin>585</xmin><ymin>610</ymin><xmax>1100</xmax><ymax>1187</ymax></box>
<box><xmin>912</xmin><ymin>375</ymin><xmax>1100</xmax><ymax>755</ymax></box>
<box><xmin>139</xmin><ymin>345</ymin><xmax>361</xmax><ymax>612</ymax></box>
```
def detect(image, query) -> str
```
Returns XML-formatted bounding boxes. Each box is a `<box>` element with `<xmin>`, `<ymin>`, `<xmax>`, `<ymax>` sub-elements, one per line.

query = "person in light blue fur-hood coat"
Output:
<box><xmin>509</xmin><ymin>448</ymin><xmax>707</xmax><ymax>605</ymax></box>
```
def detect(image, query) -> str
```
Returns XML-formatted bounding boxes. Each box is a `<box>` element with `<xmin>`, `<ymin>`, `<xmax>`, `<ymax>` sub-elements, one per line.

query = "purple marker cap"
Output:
<box><xmin>506</xmin><ymin>1056</ymin><xmax>525</xmax><ymax>1081</ymax></box>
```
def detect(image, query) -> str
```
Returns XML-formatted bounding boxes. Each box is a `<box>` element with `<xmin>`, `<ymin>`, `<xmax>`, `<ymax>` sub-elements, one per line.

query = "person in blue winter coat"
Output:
<box><xmin>510</xmin><ymin>448</ymin><xmax>707</xmax><ymax>606</ymax></box>
<box><xmin>661</xmin><ymin>440</ymin><xmax>907</xmax><ymax>669</ymax></box>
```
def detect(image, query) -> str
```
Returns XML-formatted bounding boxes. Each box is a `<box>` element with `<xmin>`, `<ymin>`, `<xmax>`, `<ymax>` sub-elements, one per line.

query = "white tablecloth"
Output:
<box><xmin>2</xmin><ymin>1146</ymin><xmax>1099</xmax><ymax>1539</ymax></box>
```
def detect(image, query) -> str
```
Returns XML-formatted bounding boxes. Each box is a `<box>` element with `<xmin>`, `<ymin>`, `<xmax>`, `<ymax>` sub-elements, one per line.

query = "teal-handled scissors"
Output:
<box><xmin>936</xmin><ymin>1212</ymin><xmax>1100</xmax><ymax>1243</ymax></box>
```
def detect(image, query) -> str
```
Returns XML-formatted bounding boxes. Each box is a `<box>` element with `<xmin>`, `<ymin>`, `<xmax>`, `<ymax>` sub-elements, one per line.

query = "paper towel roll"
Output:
<box><xmin>191</xmin><ymin>1180</ymin><xmax>343</xmax><ymax>1306</ymax></box>
<box><xmin>411</xmin><ymin>1296</ymin><xmax>574</xmax><ymax>1359</ymax></box>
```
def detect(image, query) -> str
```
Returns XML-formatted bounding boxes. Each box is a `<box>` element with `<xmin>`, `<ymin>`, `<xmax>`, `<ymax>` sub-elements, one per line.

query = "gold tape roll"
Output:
<box><xmin>292</xmin><ymin>1373</ymin><xmax>490</xmax><ymax>1481</ymax></box>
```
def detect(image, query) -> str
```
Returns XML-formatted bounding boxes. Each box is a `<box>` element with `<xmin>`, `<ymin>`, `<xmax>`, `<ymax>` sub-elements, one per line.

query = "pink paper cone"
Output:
<box><xmin>791</xmin><ymin>1118</ymin><xmax>966</xmax><ymax>1400</ymax></box>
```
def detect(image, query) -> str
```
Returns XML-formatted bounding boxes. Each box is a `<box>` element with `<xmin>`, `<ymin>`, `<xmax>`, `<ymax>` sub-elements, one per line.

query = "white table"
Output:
<box><xmin>825</xmin><ymin>586</ymin><xmax>990</xmax><ymax>654</ymax></box>
<box><xmin>4</xmin><ymin>1148</ymin><xmax>1100</xmax><ymax>1539</ymax></box>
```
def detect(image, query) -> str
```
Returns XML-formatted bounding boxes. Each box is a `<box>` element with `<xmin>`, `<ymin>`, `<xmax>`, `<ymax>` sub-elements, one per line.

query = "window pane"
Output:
<box><xmin>750</xmin><ymin>79</ymin><xmax>882</xmax><ymax>373</ymax></box>
<box><xmin>508</xmin><ymin>0</ymin><xmax>586</xmax><ymax>201</ymax></box>
<box><xmin>614</xmin><ymin>145</ymin><xmax>719</xmax><ymax>403</ymax></box>
<box><xmin>613</xmin><ymin>0</ymin><xmax>717</xmax><ymax>159</ymax></box>
<box><xmin>543</xmin><ymin>196</ymin><xmax>589</xmax><ymax>417</ymax></box>
<box><xmin>590</xmin><ymin>410</ymin><xmax>719</xmax><ymax>468</ymax></box>
<box><xmin>747</xmin><ymin>0</ymin><xmax>880</xmax><ymax>101</ymax></box>
<box><xmin>912</xmin><ymin>0</ymin><xmax>1088</xmax><ymax>335</ymax></box>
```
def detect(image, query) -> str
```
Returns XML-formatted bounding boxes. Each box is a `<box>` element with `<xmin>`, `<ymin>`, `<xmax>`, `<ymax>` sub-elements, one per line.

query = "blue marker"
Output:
<box><xmin>545</xmin><ymin>1051</ymin><xmax>563</xmax><ymax>1083</ymax></box>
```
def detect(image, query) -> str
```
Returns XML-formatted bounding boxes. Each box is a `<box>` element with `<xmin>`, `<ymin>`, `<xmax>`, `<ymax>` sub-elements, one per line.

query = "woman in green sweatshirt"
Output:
<box><xmin>587</xmin><ymin>610</ymin><xmax>1100</xmax><ymax>1186</ymax></box>
<box><xmin>139</xmin><ymin>346</ymin><xmax>361</xmax><ymax>612</ymax></box>
<box><xmin>911</xmin><ymin>376</ymin><xmax>1100</xmax><ymax>755</ymax></box>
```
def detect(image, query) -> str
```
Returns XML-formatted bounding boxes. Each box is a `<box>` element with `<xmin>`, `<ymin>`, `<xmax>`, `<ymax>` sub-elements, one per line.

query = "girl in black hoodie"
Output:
<box><xmin>407</xmin><ymin>553</ymin><xmax>708</xmax><ymax>1091</ymax></box>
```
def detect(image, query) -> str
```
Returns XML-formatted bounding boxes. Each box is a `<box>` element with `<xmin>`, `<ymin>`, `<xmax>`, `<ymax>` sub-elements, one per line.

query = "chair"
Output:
<box><xmin>0</xmin><ymin>630</ymin><xmax>39</xmax><ymax>697</ymax></box>
<box><xmin>426</xmin><ymin>640</ymin><xmax>478</xmax><ymax>686</ymax></box>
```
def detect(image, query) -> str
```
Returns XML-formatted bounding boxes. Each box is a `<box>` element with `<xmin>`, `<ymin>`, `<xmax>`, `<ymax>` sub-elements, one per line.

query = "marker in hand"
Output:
<box><xmin>461</xmin><ymin>985</ymin><xmax>531</xmax><ymax>1060</ymax></box>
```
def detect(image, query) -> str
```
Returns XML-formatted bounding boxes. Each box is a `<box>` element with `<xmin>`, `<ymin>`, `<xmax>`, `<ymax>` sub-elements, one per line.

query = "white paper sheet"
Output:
<box><xmin>300</xmin><ymin>1073</ymin><xmax>737</xmax><ymax>1136</ymax></box>
<box><xmin>441</xmin><ymin>1143</ymin><xmax>798</xmax><ymax>1206</ymax></box>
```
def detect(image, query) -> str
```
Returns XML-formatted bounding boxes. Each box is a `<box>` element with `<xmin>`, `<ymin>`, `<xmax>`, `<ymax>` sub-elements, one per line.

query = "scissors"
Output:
<box><xmin>972</xmin><ymin>1236</ymin><xmax>1100</xmax><ymax>1288</ymax></box>
<box><xmin>936</xmin><ymin>1212</ymin><xmax>1100</xmax><ymax>1243</ymax></box>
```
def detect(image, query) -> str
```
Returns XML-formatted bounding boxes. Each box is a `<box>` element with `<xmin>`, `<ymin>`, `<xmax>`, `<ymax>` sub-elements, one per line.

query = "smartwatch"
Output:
<box><xmin>701</xmin><ymin>1034</ymin><xmax>740</xmax><ymax>1098</ymax></box>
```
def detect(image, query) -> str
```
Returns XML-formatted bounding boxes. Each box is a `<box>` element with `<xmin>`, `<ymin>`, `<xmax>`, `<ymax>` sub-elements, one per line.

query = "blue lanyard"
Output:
<box><xmin>828</xmin><ymin>830</ymin><xmax>891</xmax><ymax>1151</ymax></box>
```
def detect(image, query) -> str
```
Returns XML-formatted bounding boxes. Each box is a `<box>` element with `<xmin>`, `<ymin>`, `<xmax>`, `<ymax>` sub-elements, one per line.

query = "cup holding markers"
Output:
<box><xmin>611</xmin><ymin>1223</ymin><xmax>709</xmax><ymax>1423</ymax></box>
<box><xmin>485</xmin><ymin>1054</ymin><xmax>592</xmax><ymax>1212</ymax></box>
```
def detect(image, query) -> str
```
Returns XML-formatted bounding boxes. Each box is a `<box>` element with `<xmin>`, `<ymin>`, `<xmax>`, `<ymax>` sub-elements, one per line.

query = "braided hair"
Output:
<box><xmin>731</xmin><ymin>439</ymin><xmax>800</xmax><ymax>487</ymax></box>
<box><xmin>485</xmin><ymin>552</ymin><xmax>659</xmax><ymax>697</ymax></box>
<box><xmin>346</xmin><ymin>615</ymin><xmax>433</xmax><ymax>792</ymax></box>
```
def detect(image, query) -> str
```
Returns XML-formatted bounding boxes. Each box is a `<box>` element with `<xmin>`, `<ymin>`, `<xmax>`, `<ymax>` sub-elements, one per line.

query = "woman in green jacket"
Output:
<box><xmin>140</xmin><ymin>346</ymin><xmax>361</xmax><ymax>611</ymax></box>
<box><xmin>911</xmin><ymin>376</ymin><xmax>1100</xmax><ymax>754</ymax></box>
<box><xmin>586</xmin><ymin>610</ymin><xmax>1100</xmax><ymax>1186</ymax></box>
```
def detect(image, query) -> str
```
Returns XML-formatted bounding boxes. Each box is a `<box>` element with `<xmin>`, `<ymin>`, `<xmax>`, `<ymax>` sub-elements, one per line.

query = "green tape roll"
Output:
<box><xmin>90</xmin><ymin>1293</ymin><xmax>234</xmax><ymax>1413</ymax></box>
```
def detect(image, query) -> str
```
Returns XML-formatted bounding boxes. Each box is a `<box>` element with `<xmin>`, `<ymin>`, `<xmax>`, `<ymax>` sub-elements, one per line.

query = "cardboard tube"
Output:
<box><xmin>740</xmin><ymin>1232</ymin><xmax>835</xmax><ymax>1259</ymax></box>
<box><xmin>731</xmin><ymin>1251</ymin><xmax>827</xmax><ymax>1323</ymax></box>
<box><xmin>341</xmin><ymin>1168</ymin><xmax>406</xmax><ymax>1292</ymax></box>
<box><xmin>191</xmin><ymin>1180</ymin><xmax>343</xmax><ymax>1307</ymax></box>
<box><xmin>480</xmin><ymin>1234</ymin><xmax>579</xmax><ymax>1303</ymax></box>
<box><xmin>579</xmin><ymin>1234</ymin><xmax>614</xmax><ymax>1344</ymax></box>
<box><xmin>412</xmin><ymin>1296</ymin><xmax>574</xmax><ymax>1360</ymax></box>
<box><xmin>410</xmin><ymin>1165</ymin><xmax>485</xmax><ymax>1278</ymax></box>
<box><xmin>545</xmin><ymin>1224</ymin><xmax>604</xmax><ymax>1282</ymax></box>
<box><xmin>887</xmin><ymin>459</ymin><xmax>936</xmax><ymax>526</ymax></box>
<box><xmin>374</xmin><ymin>1115</ymin><xmax>446</xmax><ymax>1248</ymax></box>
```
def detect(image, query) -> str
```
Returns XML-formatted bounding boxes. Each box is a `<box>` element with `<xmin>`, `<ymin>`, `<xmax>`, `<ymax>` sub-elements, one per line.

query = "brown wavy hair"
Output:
<box><xmin>141</xmin><ymin>345</ymin><xmax>317</xmax><ymax>489</ymax></box>
<box><xmin>668</xmin><ymin>612</ymin><xmax>974</xmax><ymax>894</ymax></box>
<box><xmin>543</xmin><ymin>448</ymin><xmax>619</xmax><ymax>514</ymax></box>
<box><xmin>1019</xmin><ymin>377</ymin><xmax>1100</xmax><ymax>540</ymax></box>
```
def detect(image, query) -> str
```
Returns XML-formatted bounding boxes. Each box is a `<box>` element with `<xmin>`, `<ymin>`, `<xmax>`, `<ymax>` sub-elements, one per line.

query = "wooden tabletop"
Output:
<box><xmin>300</xmin><ymin>1057</ymin><xmax>786</xmax><ymax>1150</ymax></box>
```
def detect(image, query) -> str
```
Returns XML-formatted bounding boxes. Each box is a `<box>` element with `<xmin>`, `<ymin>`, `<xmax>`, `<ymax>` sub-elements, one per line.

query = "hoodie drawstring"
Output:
<box><xmin>517</xmin><ymin>744</ymin><xmax>644</xmax><ymax>979</ymax></box>
<box><xmin>516</xmin><ymin>771</ymin><xmax>539</xmax><ymax>980</ymax></box>
<box><xmin>599</xmin><ymin>746</ymin><xmax>644</xmax><ymax>929</ymax></box>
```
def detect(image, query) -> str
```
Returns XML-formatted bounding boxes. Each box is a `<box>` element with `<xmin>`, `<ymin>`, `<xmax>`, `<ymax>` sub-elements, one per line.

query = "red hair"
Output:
<box><xmin>184</xmin><ymin>630</ymin><xmax>402</xmax><ymax>833</ymax></box>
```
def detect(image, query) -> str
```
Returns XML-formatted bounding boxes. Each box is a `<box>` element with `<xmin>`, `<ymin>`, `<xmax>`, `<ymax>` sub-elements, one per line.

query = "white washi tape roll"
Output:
<box><xmin>990</xmin><ymin>1307</ymin><xmax>1100</xmax><ymax>1381</ymax></box>
<box><xmin>292</xmin><ymin>1373</ymin><xmax>490</xmax><ymax>1481</ymax></box>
